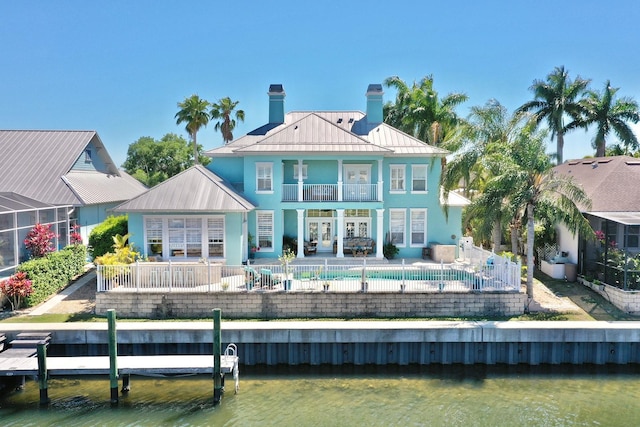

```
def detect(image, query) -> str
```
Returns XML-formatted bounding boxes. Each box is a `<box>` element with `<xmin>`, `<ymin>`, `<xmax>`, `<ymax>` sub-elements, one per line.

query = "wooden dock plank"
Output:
<box><xmin>0</xmin><ymin>355</ymin><xmax>238</xmax><ymax>376</ymax></box>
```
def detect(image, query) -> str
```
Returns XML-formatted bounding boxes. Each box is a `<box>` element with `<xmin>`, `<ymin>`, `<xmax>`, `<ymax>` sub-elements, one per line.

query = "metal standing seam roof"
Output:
<box><xmin>112</xmin><ymin>165</ymin><xmax>255</xmax><ymax>213</ymax></box>
<box><xmin>0</xmin><ymin>130</ymin><xmax>142</xmax><ymax>206</ymax></box>
<box><xmin>206</xmin><ymin>111</ymin><xmax>446</xmax><ymax>157</ymax></box>
<box><xmin>62</xmin><ymin>170</ymin><xmax>147</xmax><ymax>205</ymax></box>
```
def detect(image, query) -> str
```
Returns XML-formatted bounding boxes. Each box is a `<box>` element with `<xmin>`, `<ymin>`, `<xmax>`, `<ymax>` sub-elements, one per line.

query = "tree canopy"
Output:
<box><xmin>211</xmin><ymin>97</ymin><xmax>245</xmax><ymax>144</ymax></box>
<box><xmin>581</xmin><ymin>80</ymin><xmax>640</xmax><ymax>157</ymax></box>
<box><xmin>516</xmin><ymin>66</ymin><xmax>590</xmax><ymax>164</ymax></box>
<box><xmin>383</xmin><ymin>75</ymin><xmax>467</xmax><ymax>147</ymax></box>
<box><xmin>175</xmin><ymin>94</ymin><xmax>211</xmax><ymax>164</ymax></box>
<box><xmin>122</xmin><ymin>133</ymin><xmax>209</xmax><ymax>187</ymax></box>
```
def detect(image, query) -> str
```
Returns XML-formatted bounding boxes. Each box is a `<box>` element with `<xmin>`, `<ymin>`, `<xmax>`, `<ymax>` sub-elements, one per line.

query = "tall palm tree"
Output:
<box><xmin>442</xmin><ymin>100</ymin><xmax>519</xmax><ymax>250</ymax></box>
<box><xmin>484</xmin><ymin>125</ymin><xmax>592</xmax><ymax>300</ymax></box>
<box><xmin>210</xmin><ymin>97</ymin><xmax>245</xmax><ymax>144</ymax></box>
<box><xmin>383</xmin><ymin>75</ymin><xmax>467</xmax><ymax>146</ymax></box>
<box><xmin>175</xmin><ymin>94</ymin><xmax>211</xmax><ymax>164</ymax></box>
<box><xmin>516</xmin><ymin>66</ymin><xmax>590</xmax><ymax>164</ymax></box>
<box><xmin>581</xmin><ymin>80</ymin><xmax>639</xmax><ymax>157</ymax></box>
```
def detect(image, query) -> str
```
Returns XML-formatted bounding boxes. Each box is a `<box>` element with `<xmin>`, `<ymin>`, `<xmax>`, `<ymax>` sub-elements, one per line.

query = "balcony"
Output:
<box><xmin>282</xmin><ymin>183</ymin><xmax>379</xmax><ymax>202</ymax></box>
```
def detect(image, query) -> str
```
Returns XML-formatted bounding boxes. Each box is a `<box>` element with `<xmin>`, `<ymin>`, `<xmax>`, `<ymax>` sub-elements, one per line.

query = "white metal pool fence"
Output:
<box><xmin>97</xmin><ymin>250</ymin><xmax>521</xmax><ymax>294</ymax></box>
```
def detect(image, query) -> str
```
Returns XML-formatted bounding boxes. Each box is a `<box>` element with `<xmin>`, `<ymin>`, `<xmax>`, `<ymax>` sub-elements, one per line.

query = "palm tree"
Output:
<box><xmin>484</xmin><ymin>125</ymin><xmax>592</xmax><ymax>300</ymax></box>
<box><xmin>175</xmin><ymin>94</ymin><xmax>211</xmax><ymax>164</ymax></box>
<box><xmin>383</xmin><ymin>75</ymin><xmax>467</xmax><ymax>146</ymax></box>
<box><xmin>516</xmin><ymin>66</ymin><xmax>590</xmax><ymax>164</ymax></box>
<box><xmin>441</xmin><ymin>100</ymin><xmax>515</xmax><ymax>250</ymax></box>
<box><xmin>210</xmin><ymin>97</ymin><xmax>245</xmax><ymax>144</ymax></box>
<box><xmin>581</xmin><ymin>80</ymin><xmax>639</xmax><ymax>157</ymax></box>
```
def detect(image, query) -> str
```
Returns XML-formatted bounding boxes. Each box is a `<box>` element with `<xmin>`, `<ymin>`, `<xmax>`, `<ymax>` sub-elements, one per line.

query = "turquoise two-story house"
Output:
<box><xmin>115</xmin><ymin>84</ymin><xmax>468</xmax><ymax>264</ymax></box>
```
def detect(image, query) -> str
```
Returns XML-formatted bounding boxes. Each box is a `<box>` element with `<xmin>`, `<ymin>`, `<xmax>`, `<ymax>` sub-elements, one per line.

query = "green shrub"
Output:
<box><xmin>18</xmin><ymin>244</ymin><xmax>87</xmax><ymax>307</ymax></box>
<box><xmin>88</xmin><ymin>215</ymin><xmax>128</xmax><ymax>258</ymax></box>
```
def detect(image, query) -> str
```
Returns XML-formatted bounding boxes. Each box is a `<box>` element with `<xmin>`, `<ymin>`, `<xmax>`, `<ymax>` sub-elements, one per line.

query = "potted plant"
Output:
<box><xmin>248</xmin><ymin>233</ymin><xmax>259</xmax><ymax>259</ymax></box>
<box><xmin>278</xmin><ymin>248</ymin><xmax>296</xmax><ymax>291</ymax></box>
<box><xmin>383</xmin><ymin>232</ymin><xmax>399</xmax><ymax>259</ymax></box>
<box><xmin>221</xmin><ymin>282</ymin><xmax>229</xmax><ymax>292</ymax></box>
<box><xmin>322</xmin><ymin>281</ymin><xmax>330</xmax><ymax>292</ymax></box>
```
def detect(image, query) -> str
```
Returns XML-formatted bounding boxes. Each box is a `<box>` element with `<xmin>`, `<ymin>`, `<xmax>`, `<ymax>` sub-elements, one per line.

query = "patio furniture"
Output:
<box><xmin>260</xmin><ymin>268</ymin><xmax>282</xmax><ymax>289</ymax></box>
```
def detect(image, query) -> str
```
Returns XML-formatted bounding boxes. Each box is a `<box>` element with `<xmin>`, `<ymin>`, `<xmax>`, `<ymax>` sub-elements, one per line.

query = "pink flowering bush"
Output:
<box><xmin>0</xmin><ymin>271</ymin><xmax>33</xmax><ymax>310</ymax></box>
<box><xmin>70</xmin><ymin>224</ymin><xmax>83</xmax><ymax>245</ymax></box>
<box><xmin>24</xmin><ymin>223</ymin><xmax>57</xmax><ymax>258</ymax></box>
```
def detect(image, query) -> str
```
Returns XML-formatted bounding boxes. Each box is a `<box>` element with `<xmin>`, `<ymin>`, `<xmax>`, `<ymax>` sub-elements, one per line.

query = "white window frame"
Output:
<box><xmin>390</xmin><ymin>165</ymin><xmax>406</xmax><ymax>193</ymax></box>
<box><xmin>256</xmin><ymin>210</ymin><xmax>274</xmax><ymax>252</ymax></box>
<box><xmin>411</xmin><ymin>164</ymin><xmax>428</xmax><ymax>193</ymax></box>
<box><xmin>143</xmin><ymin>215</ymin><xmax>225</xmax><ymax>259</ymax></box>
<box><xmin>410</xmin><ymin>209</ymin><xmax>427</xmax><ymax>247</ymax></box>
<box><xmin>256</xmin><ymin>162</ymin><xmax>273</xmax><ymax>193</ymax></box>
<box><xmin>389</xmin><ymin>209</ymin><xmax>406</xmax><ymax>247</ymax></box>
<box><xmin>293</xmin><ymin>164</ymin><xmax>308</xmax><ymax>180</ymax></box>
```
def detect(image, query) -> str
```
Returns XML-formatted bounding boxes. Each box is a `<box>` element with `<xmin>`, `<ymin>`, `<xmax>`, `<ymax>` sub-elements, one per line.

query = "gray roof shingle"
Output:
<box><xmin>554</xmin><ymin>156</ymin><xmax>640</xmax><ymax>212</ymax></box>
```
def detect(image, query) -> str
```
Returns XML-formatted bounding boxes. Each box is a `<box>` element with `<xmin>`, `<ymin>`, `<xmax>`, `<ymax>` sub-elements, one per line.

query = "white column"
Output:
<box><xmin>337</xmin><ymin>159</ymin><xmax>343</xmax><ymax>202</ymax></box>
<box><xmin>376</xmin><ymin>209</ymin><xmax>384</xmax><ymax>259</ymax></box>
<box><xmin>297</xmin><ymin>159</ymin><xmax>304</xmax><ymax>202</ymax></box>
<box><xmin>296</xmin><ymin>209</ymin><xmax>305</xmax><ymax>258</ymax></box>
<box><xmin>336</xmin><ymin>209</ymin><xmax>344</xmax><ymax>258</ymax></box>
<box><xmin>377</xmin><ymin>159</ymin><xmax>383</xmax><ymax>202</ymax></box>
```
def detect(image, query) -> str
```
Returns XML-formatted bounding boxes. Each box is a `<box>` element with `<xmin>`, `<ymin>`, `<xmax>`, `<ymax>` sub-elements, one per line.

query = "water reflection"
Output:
<box><xmin>2</xmin><ymin>365</ymin><xmax>640</xmax><ymax>426</ymax></box>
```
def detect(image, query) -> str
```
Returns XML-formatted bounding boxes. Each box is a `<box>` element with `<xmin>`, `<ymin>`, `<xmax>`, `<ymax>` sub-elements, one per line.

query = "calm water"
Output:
<box><xmin>2</xmin><ymin>365</ymin><xmax>640</xmax><ymax>426</ymax></box>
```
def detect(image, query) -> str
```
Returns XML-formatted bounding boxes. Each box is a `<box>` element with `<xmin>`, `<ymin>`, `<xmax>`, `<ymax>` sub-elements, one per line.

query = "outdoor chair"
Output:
<box><xmin>244</xmin><ymin>266</ymin><xmax>260</xmax><ymax>290</ymax></box>
<box><xmin>260</xmin><ymin>268</ymin><xmax>282</xmax><ymax>289</ymax></box>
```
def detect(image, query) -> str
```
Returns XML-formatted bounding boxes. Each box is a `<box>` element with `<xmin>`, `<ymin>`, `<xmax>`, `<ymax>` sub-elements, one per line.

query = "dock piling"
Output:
<box><xmin>37</xmin><ymin>342</ymin><xmax>49</xmax><ymax>405</ymax></box>
<box><xmin>107</xmin><ymin>309</ymin><xmax>119</xmax><ymax>404</ymax></box>
<box><xmin>213</xmin><ymin>308</ymin><xmax>222</xmax><ymax>405</ymax></box>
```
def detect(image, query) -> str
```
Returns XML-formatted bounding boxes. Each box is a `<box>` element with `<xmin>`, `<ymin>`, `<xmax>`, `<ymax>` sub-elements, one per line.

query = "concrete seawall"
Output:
<box><xmin>3</xmin><ymin>321</ymin><xmax>640</xmax><ymax>366</ymax></box>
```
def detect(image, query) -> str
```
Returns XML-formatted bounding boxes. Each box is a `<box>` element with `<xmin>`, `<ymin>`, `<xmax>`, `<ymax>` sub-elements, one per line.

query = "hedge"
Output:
<box><xmin>88</xmin><ymin>215</ymin><xmax>128</xmax><ymax>258</ymax></box>
<box><xmin>18</xmin><ymin>244</ymin><xmax>87</xmax><ymax>307</ymax></box>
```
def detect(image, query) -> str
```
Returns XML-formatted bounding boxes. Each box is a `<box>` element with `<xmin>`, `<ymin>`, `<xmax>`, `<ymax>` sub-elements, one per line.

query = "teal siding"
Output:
<box><xmin>78</xmin><ymin>202</ymin><xmax>121</xmax><ymax>243</ymax></box>
<box><xmin>71</xmin><ymin>141</ymin><xmax>109</xmax><ymax>172</ymax></box>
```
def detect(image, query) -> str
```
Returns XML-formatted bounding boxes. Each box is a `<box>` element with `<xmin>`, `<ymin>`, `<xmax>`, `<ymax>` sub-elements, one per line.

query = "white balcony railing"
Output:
<box><xmin>282</xmin><ymin>183</ymin><xmax>378</xmax><ymax>202</ymax></box>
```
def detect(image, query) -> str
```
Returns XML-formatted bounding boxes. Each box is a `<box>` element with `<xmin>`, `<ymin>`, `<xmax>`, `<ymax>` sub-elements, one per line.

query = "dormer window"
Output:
<box><xmin>84</xmin><ymin>149</ymin><xmax>92</xmax><ymax>163</ymax></box>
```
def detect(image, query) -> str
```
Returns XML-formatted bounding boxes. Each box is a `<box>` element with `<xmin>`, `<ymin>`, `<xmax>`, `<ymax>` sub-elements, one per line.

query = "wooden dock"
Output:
<box><xmin>0</xmin><ymin>354</ymin><xmax>238</xmax><ymax>376</ymax></box>
<box><xmin>0</xmin><ymin>309</ymin><xmax>239</xmax><ymax>405</ymax></box>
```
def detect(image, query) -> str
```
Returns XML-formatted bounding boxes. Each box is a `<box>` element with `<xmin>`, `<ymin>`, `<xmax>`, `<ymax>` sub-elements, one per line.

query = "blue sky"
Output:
<box><xmin>2</xmin><ymin>0</ymin><xmax>639</xmax><ymax>167</ymax></box>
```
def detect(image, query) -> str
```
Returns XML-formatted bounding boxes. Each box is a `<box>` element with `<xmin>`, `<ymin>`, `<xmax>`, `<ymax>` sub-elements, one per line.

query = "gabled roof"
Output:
<box><xmin>554</xmin><ymin>156</ymin><xmax>640</xmax><ymax>212</ymax></box>
<box><xmin>206</xmin><ymin>111</ymin><xmax>447</xmax><ymax>157</ymax></box>
<box><xmin>0</xmin><ymin>130</ymin><xmax>146</xmax><ymax>206</ymax></box>
<box><xmin>112</xmin><ymin>165</ymin><xmax>255</xmax><ymax>213</ymax></box>
<box><xmin>234</xmin><ymin>113</ymin><xmax>391</xmax><ymax>154</ymax></box>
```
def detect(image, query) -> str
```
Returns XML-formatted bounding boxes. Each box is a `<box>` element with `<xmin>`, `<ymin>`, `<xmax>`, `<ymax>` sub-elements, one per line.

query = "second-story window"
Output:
<box><xmin>256</xmin><ymin>163</ymin><xmax>273</xmax><ymax>192</ymax></box>
<box><xmin>390</xmin><ymin>165</ymin><xmax>405</xmax><ymax>192</ymax></box>
<box><xmin>412</xmin><ymin>164</ymin><xmax>427</xmax><ymax>192</ymax></box>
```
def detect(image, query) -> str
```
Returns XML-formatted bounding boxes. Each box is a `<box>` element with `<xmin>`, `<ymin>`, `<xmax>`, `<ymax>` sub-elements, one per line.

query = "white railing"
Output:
<box><xmin>342</xmin><ymin>183</ymin><xmax>377</xmax><ymax>201</ymax></box>
<box><xmin>281</xmin><ymin>183</ymin><xmax>379</xmax><ymax>202</ymax></box>
<box><xmin>97</xmin><ymin>254</ymin><xmax>521</xmax><ymax>293</ymax></box>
